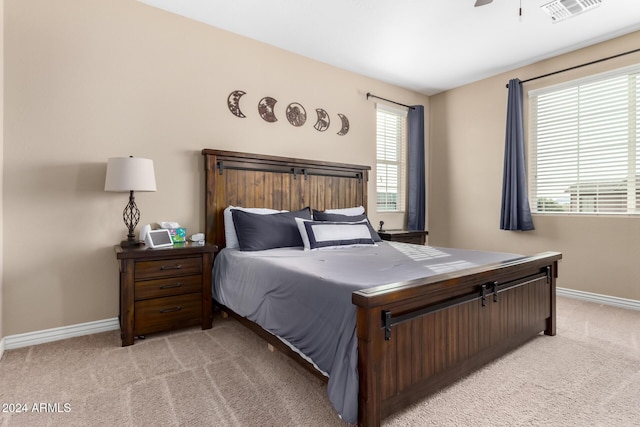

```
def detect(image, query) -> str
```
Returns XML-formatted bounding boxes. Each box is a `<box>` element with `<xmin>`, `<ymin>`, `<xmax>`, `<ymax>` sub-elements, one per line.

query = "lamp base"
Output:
<box><xmin>120</xmin><ymin>239</ymin><xmax>144</xmax><ymax>248</ymax></box>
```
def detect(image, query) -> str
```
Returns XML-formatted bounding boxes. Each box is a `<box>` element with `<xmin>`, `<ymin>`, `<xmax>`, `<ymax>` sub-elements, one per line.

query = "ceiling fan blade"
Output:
<box><xmin>474</xmin><ymin>0</ymin><xmax>493</xmax><ymax>6</ymax></box>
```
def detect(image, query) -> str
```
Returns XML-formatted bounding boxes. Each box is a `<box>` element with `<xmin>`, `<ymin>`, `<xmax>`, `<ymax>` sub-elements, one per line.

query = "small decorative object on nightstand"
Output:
<box><xmin>115</xmin><ymin>242</ymin><xmax>218</xmax><ymax>346</ymax></box>
<box><xmin>378</xmin><ymin>229</ymin><xmax>428</xmax><ymax>245</ymax></box>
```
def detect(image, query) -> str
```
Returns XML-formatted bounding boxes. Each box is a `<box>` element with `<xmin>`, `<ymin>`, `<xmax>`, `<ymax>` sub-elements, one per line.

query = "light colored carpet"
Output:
<box><xmin>0</xmin><ymin>296</ymin><xmax>639</xmax><ymax>426</ymax></box>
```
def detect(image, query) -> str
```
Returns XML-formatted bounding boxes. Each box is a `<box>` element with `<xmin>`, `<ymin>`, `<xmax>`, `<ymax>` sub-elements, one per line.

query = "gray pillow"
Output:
<box><xmin>232</xmin><ymin>207</ymin><xmax>312</xmax><ymax>251</ymax></box>
<box><xmin>312</xmin><ymin>210</ymin><xmax>382</xmax><ymax>242</ymax></box>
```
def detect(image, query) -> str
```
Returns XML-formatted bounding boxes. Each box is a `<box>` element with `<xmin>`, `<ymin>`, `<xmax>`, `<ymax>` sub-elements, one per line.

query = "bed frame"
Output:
<box><xmin>202</xmin><ymin>149</ymin><xmax>561</xmax><ymax>427</ymax></box>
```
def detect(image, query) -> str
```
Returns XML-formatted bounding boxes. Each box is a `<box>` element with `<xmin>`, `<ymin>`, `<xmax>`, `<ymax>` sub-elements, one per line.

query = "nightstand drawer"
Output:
<box><xmin>378</xmin><ymin>230</ymin><xmax>428</xmax><ymax>245</ymax></box>
<box><xmin>135</xmin><ymin>256</ymin><xmax>202</xmax><ymax>280</ymax></box>
<box><xmin>134</xmin><ymin>293</ymin><xmax>202</xmax><ymax>335</ymax></box>
<box><xmin>135</xmin><ymin>275</ymin><xmax>202</xmax><ymax>301</ymax></box>
<box><xmin>398</xmin><ymin>235</ymin><xmax>425</xmax><ymax>245</ymax></box>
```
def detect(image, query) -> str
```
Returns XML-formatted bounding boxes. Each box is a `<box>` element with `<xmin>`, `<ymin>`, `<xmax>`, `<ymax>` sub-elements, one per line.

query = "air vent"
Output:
<box><xmin>541</xmin><ymin>0</ymin><xmax>602</xmax><ymax>22</ymax></box>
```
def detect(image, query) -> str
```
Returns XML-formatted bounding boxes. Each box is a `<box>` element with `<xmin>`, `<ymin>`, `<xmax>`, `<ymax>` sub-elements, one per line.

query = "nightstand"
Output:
<box><xmin>378</xmin><ymin>229</ymin><xmax>428</xmax><ymax>245</ymax></box>
<box><xmin>115</xmin><ymin>242</ymin><xmax>218</xmax><ymax>346</ymax></box>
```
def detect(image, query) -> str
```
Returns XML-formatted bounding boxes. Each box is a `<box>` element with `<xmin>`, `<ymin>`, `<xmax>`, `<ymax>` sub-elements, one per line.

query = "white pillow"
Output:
<box><xmin>294</xmin><ymin>217</ymin><xmax>312</xmax><ymax>251</ymax></box>
<box><xmin>224</xmin><ymin>205</ymin><xmax>287</xmax><ymax>248</ymax></box>
<box><xmin>324</xmin><ymin>206</ymin><xmax>365</xmax><ymax>216</ymax></box>
<box><xmin>296</xmin><ymin>217</ymin><xmax>375</xmax><ymax>250</ymax></box>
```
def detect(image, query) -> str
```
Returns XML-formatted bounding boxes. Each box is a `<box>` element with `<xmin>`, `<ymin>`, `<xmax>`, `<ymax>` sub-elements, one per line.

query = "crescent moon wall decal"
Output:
<box><xmin>227</xmin><ymin>90</ymin><xmax>247</xmax><ymax>118</ymax></box>
<box><xmin>336</xmin><ymin>113</ymin><xmax>350</xmax><ymax>136</ymax></box>
<box><xmin>314</xmin><ymin>108</ymin><xmax>330</xmax><ymax>132</ymax></box>
<box><xmin>286</xmin><ymin>102</ymin><xmax>307</xmax><ymax>127</ymax></box>
<box><xmin>258</xmin><ymin>97</ymin><xmax>278</xmax><ymax>122</ymax></box>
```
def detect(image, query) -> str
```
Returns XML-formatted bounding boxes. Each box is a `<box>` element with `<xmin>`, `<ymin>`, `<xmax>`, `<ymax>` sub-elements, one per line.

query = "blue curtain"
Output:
<box><xmin>500</xmin><ymin>79</ymin><xmax>534</xmax><ymax>231</ymax></box>
<box><xmin>407</xmin><ymin>105</ymin><xmax>425</xmax><ymax>231</ymax></box>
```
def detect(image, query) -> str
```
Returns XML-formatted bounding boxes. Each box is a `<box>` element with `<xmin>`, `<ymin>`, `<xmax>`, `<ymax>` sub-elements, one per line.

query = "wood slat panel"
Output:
<box><xmin>478</xmin><ymin>300</ymin><xmax>491</xmax><ymax>351</ymax></box>
<box><xmin>261</xmin><ymin>171</ymin><xmax>271</xmax><ymax>208</ymax></box>
<box><xmin>227</xmin><ymin>169</ymin><xmax>239</xmax><ymax>206</ymax></box>
<box><xmin>396</xmin><ymin>321</ymin><xmax>413</xmax><ymax>393</ymax></box>
<box><xmin>291</xmin><ymin>174</ymin><xmax>300</xmax><ymax>209</ymax></box>
<box><xmin>282</xmin><ymin>174</ymin><xmax>292</xmax><ymax>210</ymax></box>
<box><xmin>516</xmin><ymin>286</ymin><xmax>524</xmax><ymax>332</ymax></box>
<box><xmin>325</xmin><ymin>177</ymin><xmax>334</xmax><ymax>208</ymax></box>
<box><xmin>497</xmin><ymin>291</ymin><xmax>508</xmax><ymax>340</ymax></box>
<box><xmin>446</xmin><ymin>305</ymin><xmax>459</xmax><ymax>367</ymax></box>
<box><xmin>434</xmin><ymin>310</ymin><xmax>447</xmax><ymax>374</ymax></box>
<box><xmin>319</xmin><ymin>176</ymin><xmax>328</xmax><ymax>211</ymax></box>
<box><xmin>410</xmin><ymin>318</ymin><xmax>423</xmax><ymax>386</ymax></box>
<box><xmin>468</xmin><ymin>299</ymin><xmax>480</xmax><ymax>356</ymax></box>
<box><xmin>251</xmin><ymin>171</ymin><xmax>263</xmax><ymax>207</ymax></box>
<box><xmin>308</xmin><ymin>176</ymin><xmax>319</xmax><ymax>211</ymax></box>
<box><xmin>382</xmin><ymin>339</ymin><xmax>397</xmax><ymax>399</ymax></box>
<box><xmin>506</xmin><ymin>287</ymin><xmax>516</xmax><ymax>337</ymax></box>
<box><xmin>273</xmin><ymin>173</ymin><xmax>284</xmax><ymax>210</ymax></box>
<box><xmin>457</xmin><ymin>303</ymin><xmax>470</xmax><ymax>361</ymax></box>
<box><xmin>339</xmin><ymin>177</ymin><xmax>348</xmax><ymax>208</ymax></box>
<box><xmin>523</xmin><ymin>284</ymin><xmax>531</xmax><ymax>329</ymax></box>
<box><xmin>420</xmin><ymin>312</ymin><xmax>435</xmax><ymax>381</ymax></box>
<box><xmin>237</xmin><ymin>169</ymin><xmax>247</xmax><ymax>206</ymax></box>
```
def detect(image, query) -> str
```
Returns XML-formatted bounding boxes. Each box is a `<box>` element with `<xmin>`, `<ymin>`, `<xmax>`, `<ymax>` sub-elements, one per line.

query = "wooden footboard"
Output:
<box><xmin>352</xmin><ymin>251</ymin><xmax>561</xmax><ymax>427</ymax></box>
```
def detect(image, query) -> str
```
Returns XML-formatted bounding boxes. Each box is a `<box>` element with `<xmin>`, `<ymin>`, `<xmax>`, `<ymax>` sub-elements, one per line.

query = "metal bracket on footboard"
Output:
<box><xmin>383</xmin><ymin>310</ymin><xmax>392</xmax><ymax>340</ymax></box>
<box><xmin>481</xmin><ymin>283</ymin><xmax>487</xmax><ymax>307</ymax></box>
<box><xmin>380</xmin><ymin>271</ymin><xmax>548</xmax><ymax>340</ymax></box>
<box><xmin>546</xmin><ymin>265</ymin><xmax>552</xmax><ymax>284</ymax></box>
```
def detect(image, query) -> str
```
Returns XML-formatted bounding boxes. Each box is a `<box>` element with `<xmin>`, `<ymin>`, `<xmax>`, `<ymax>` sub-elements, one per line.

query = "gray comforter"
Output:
<box><xmin>212</xmin><ymin>241</ymin><xmax>520</xmax><ymax>424</ymax></box>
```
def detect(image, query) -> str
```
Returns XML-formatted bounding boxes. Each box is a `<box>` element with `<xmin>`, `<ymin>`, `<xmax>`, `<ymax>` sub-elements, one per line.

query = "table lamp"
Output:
<box><xmin>105</xmin><ymin>156</ymin><xmax>157</xmax><ymax>247</ymax></box>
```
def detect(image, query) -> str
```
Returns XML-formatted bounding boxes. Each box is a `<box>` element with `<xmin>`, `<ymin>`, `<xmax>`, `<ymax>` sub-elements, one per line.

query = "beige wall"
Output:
<box><xmin>2</xmin><ymin>0</ymin><xmax>429</xmax><ymax>335</ymax></box>
<box><xmin>1</xmin><ymin>0</ymin><xmax>5</xmax><ymax>343</ymax></box>
<box><xmin>430</xmin><ymin>31</ymin><xmax>640</xmax><ymax>301</ymax></box>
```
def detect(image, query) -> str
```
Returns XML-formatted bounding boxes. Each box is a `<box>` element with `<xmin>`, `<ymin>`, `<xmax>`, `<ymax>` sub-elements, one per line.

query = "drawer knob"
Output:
<box><xmin>159</xmin><ymin>306</ymin><xmax>183</xmax><ymax>313</ymax></box>
<box><xmin>159</xmin><ymin>283</ymin><xmax>182</xmax><ymax>290</ymax></box>
<box><xmin>160</xmin><ymin>264</ymin><xmax>182</xmax><ymax>270</ymax></box>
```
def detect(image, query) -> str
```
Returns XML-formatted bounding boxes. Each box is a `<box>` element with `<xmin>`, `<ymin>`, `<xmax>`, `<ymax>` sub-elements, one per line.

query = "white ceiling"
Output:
<box><xmin>138</xmin><ymin>0</ymin><xmax>640</xmax><ymax>95</ymax></box>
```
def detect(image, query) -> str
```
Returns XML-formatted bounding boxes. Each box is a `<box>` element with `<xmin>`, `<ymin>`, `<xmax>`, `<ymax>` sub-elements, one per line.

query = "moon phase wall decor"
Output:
<box><xmin>286</xmin><ymin>103</ymin><xmax>307</xmax><ymax>127</ymax></box>
<box><xmin>313</xmin><ymin>109</ymin><xmax>330</xmax><ymax>132</ymax></box>
<box><xmin>258</xmin><ymin>97</ymin><xmax>278</xmax><ymax>122</ymax></box>
<box><xmin>227</xmin><ymin>90</ymin><xmax>349</xmax><ymax>135</ymax></box>
<box><xmin>337</xmin><ymin>113</ymin><xmax>350</xmax><ymax>136</ymax></box>
<box><xmin>227</xmin><ymin>90</ymin><xmax>247</xmax><ymax>118</ymax></box>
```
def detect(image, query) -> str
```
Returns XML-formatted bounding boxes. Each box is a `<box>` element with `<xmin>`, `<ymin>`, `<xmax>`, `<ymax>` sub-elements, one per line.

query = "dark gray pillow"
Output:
<box><xmin>312</xmin><ymin>210</ymin><xmax>382</xmax><ymax>242</ymax></box>
<box><xmin>232</xmin><ymin>207</ymin><xmax>312</xmax><ymax>251</ymax></box>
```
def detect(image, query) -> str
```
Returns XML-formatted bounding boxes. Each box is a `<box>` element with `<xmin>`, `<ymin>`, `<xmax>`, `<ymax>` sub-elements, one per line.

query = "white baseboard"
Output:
<box><xmin>4</xmin><ymin>318</ymin><xmax>119</xmax><ymax>351</ymax></box>
<box><xmin>0</xmin><ymin>288</ymin><xmax>637</xmax><ymax>354</ymax></box>
<box><xmin>557</xmin><ymin>287</ymin><xmax>640</xmax><ymax>311</ymax></box>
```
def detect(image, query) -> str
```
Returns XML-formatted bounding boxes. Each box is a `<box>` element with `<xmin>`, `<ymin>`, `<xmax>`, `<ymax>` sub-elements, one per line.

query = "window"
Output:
<box><xmin>376</xmin><ymin>104</ymin><xmax>407</xmax><ymax>212</ymax></box>
<box><xmin>529</xmin><ymin>64</ymin><xmax>639</xmax><ymax>214</ymax></box>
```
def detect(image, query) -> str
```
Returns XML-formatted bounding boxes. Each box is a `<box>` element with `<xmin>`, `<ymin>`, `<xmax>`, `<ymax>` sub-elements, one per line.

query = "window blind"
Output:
<box><xmin>376</xmin><ymin>104</ymin><xmax>407</xmax><ymax>212</ymax></box>
<box><xmin>529</xmin><ymin>64</ymin><xmax>640</xmax><ymax>215</ymax></box>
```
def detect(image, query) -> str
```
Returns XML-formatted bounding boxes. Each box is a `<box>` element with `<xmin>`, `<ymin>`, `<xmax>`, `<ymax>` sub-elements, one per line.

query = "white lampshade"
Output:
<box><xmin>104</xmin><ymin>157</ymin><xmax>157</xmax><ymax>192</ymax></box>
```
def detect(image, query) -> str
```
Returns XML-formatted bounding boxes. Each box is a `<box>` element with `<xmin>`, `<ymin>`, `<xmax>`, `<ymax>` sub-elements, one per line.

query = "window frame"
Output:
<box><xmin>528</xmin><ymin>63</ymin><xmax>640</xmax><ymax>216</ymax></box>
<box><xmin>375</xmin><ymin>103</ymin><xmax>408</xmax><ymax>213</ymax></box>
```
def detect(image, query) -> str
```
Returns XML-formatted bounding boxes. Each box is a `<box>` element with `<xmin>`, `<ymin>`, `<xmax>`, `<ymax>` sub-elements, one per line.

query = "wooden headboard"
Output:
<box><xmin>202</xmin><ymin>149</ymin><xmax>371</xmax><ymax>249</ymax></box>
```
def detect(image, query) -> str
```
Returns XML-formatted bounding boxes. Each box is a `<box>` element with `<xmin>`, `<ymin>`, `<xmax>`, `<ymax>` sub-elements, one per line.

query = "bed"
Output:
<box><xmin>202</xmin><ymin>149</ymin><xmax>562</xmax><ymax>426</ymax></box>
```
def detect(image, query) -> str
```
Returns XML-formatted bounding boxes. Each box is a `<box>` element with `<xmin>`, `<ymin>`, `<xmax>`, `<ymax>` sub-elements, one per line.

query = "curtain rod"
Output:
<box><xmin>506</xmin><ymin>47</ymin><xmax>640</xmax><ymax>88</ymax></box>
<box><xmin>366</xmin><ymin>92</ymin><xmax>415</xmax><ymax>110</ymax></box>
